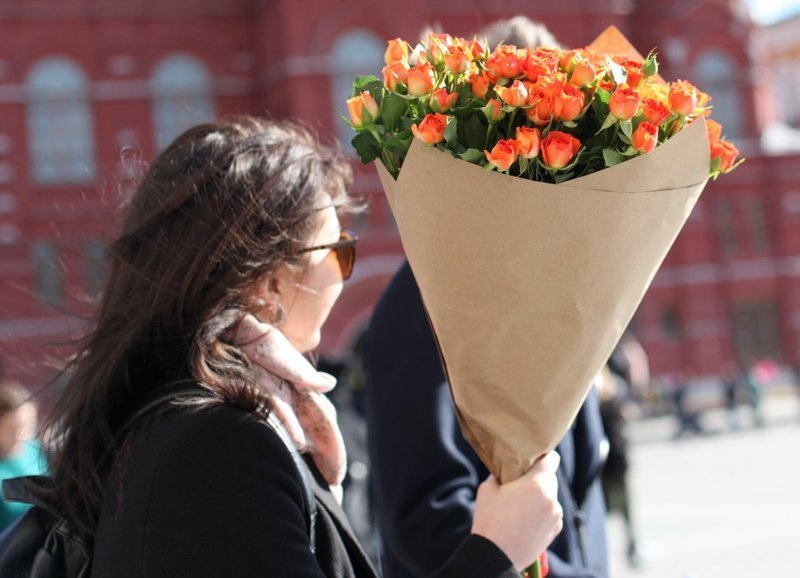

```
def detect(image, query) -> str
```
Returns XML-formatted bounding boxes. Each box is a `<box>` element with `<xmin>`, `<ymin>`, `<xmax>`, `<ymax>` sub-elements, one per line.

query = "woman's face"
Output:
<box><xmin>266</xmin><ymin>206</ymin><xmax>345</xmax><ymax>352</ymax></box>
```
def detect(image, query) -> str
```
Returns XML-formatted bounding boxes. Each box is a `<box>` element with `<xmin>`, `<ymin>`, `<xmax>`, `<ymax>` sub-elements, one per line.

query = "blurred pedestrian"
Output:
<box><xmin>0</xmin><ymin>379</ymin><xmax>46</xmax><ymax>531</ymax></box>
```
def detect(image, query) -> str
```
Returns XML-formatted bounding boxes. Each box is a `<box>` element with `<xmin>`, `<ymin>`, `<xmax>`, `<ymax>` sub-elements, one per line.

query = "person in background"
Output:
<box><xmin>0</xmin><ymin>379</ymin><xmax>46</xmax><ymax>531</ymax></box>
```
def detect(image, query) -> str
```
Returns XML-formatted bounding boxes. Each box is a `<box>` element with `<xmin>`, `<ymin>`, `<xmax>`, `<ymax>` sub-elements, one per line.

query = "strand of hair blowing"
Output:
<box><xmin>42</xmin><ymin>117</ymin><xmax>353</xmax><ymax>537</ymax></box>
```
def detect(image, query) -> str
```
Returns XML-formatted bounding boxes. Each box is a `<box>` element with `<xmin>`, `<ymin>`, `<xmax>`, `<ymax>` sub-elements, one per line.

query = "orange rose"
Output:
<box><xmin>469</xmin><ymin>72</ymin><xmax>491</xmax><ymax>100</ymax></box>
<box><xmin>515</xmin><ymin>126</ymin><xmax>541</xmax><ymax>159</ymax></box>
<box><xmin>495</xmin><ymin>80</ymin><xmax>529</xmax><ymax>108</ymax></box>
<box><xmin>382</xmin><ymin>62</ymin><xmax>409</xmax><ymax>93</ymax></box>
<box><xmin>711</xmin><ymin>139</ymin><xmax>740</xmax><ymax>173</ymax></box>
<box><xmin>485</xmin><ymin>45</ymin><xmax>522</xmax><ymax>79</ymax></box>
<box><xmin>525</xmin><ymin>87</ymin><xmax>555</xmax><ymax>126</ymax></box>
<box><xmin>669</xmin><ymin>80</ymin><xmax>699</xmax><ymax>116</ymax></box>
<box><xmin>346</xmin><ymin>91</ymin><xmax>379</xmax><ymax>127</ymax></box>
<box><xmin>444</xmin><ymin>46</ymin><xmax>470</xmax><ymax>74</ymax></box>
<box><xmin>467</xmin><ymin>38</ymin><xmax>488</xmax><ymax>60</ymax></box>
<box><xmin>706</xmin><ymin>118</ymin><xmax>723</xmax><ymax>145</ymax></box>
<box><xmin>609</xmin><ymin>86</ymin><xmax>640</xmax><ymax>120</ymax></box>
<box><xmin>614</xmin><ymin>57</ymin><xmax>643</xmax><ymax>88</ymax></box>
<box><xmin>426</xmin><ymin>33</ymin><xmax>454</xmax><ymax>65</ymax></box>
<box><xmin>559</xmin><ymin>49</ymin><xmax>577</xmax><ymax>72</ymax></box>
<box><xmin>522</xmin><ymin>48</ymin><xmax>559</xmax><ymax>82</ymax></box>
<box><xmin>485</xmin><ymin>139</ymin><xmax>519</xmax><ymax>171</ymax></box>
<box><xmin>631</xmin><ymin>121</ymin><xmax>658</xmax><ymax>153</ymax></box>
<box><xmin>429</xmin><ymin>88</ymin><xmax>458</xmax><ymax>113</ymax></box>
<box><xmin>641</xmin><ymin>97</ymin><xmax>670</xmax><ymax>126</ymax></box>
<box><xmin>555</xmin><ymin>84</ymin><xmax>586</xmax><ymax>122</ymax></box>
<box><xmin>541</xmin><ymin>131</ymin><xmax>581</xmax><ymax>169</ymax></box>
<box><xmin>482</xmin><ymin>98</ymin><xmax>505</xmax><ymax>123</ymax></box>
<box><xmin>407</xmin><ymin>63</ymin><xmax>436</xmax><ymax>96</ymax></box>
<box><xmin>385</xmin><ymin>38</ymin><xmax>409</xmax><ymax>65</ymax></box>
<box><xmin>411</xmin><ymin>113</ymin><xmax>448</xmax><ymax>145</ymax></box>
<box><xmin>569</xmin><ymin>58</ymin><xmax>597</xmax><ymax>88</ymax></box>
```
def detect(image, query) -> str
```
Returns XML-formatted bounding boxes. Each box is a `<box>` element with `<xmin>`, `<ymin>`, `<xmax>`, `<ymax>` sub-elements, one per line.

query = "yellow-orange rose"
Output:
<box><xmin>495</xmin><ymin>80</ymin><xmax>529</xmax><ymax>108</ymax></box>
<box><xmin>426</xmin><ymin>33</ymin><xmax>454</xmax><ymax>65</ymax></box>
<box><xmin>346</xmin><ymin>91</ymin><xmax>379</xmax><ymax>127</ymax></box>
<box><xmin>555</xmin><ymin>84</ymin><xmax>586</xmax><ymax>122</ymax></box>
<box><xmin>569</xmin><ymin>59</ymin><xmax>597</xmax><ymax>88</ymax></box>
<box><xmin>385</xmin><ymin>38</ymin><xmax>409</xmax><ymax>65</ymax></box>
<box><xmin>407</xmin><ymin>63</ymin><xmax>436</xmax><ymax>96</ymax></box>
<box><xmin>522</xmin><ymin>48</ymin><xmax>559</xmax><ymax>82</ymax></box>
<box><xmin>711</xmin><ymin>139</ymin><xmax>740</xmax><ymax>173</ymax></box>
<box><xmin>382</xmin><ymin>62</ymin><xmax>409</xmax><ymax>93</ymax></box>
<box><xmin>484</xmin><ymin>139</ymin><xmax>519</xmax><ymax>171</ymax></box>
<box><xmin>706</xmin><ymin>118</ymin><xmax>723</xmax><ymax>145</ymax></box>
<box><xmin>669</xmin><ymin>80</ymin><xmax>699</xmax><ymax>116</ymax></box>
<box><xmin>525</xmin><ymin>87</ymin><xmax>555</xmax><ymax>126</ymax></box>
<box><xmin>631</xmin><ymin>121</ymin><xmax>658</xmax><ymax>153</ymax></box>
<box><xmin>411</xmin><ymin>113</ymin><xmax>448</xmax><ymax>145</ymax></box>
<box><xmin>541</xmin><ymin>131</ymin><xmax>581</xmax><ymax>169</ymax></box>
<box><xmin>609</xmin><ymin>86</ymin><xmax>640</xmax><ymax>120</ymax></box>
<box><xmin>641</xmin><ymin>97</ymin><xmax>670</xmax><ymax>126</ymax></box>
<box><xmin>429</xmin><ymin>88</ymin><xmax>458</xmax><ymax>113</ymax></box>
<box><xmin>515</xmin><ymin>126</ymin><xmax>541</xmax><ymax>159</ymax></box>
<box><xmin>444</xmin><ymin>46</ymin><xmax>470</xmax><ymax>74</ymax></box>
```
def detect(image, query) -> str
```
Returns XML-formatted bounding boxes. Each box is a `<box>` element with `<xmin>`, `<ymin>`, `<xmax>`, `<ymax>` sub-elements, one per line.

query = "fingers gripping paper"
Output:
<box><xmin>375</xmin><ymin>118</ymin><xmax>709</xmax><ymax>484</ymax></box>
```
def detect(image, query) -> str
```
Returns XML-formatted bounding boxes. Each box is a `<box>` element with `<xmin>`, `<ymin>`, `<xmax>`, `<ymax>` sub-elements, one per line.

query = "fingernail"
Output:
<box><xmin>317</xmin><ymin>372</ymin><xmax>337</xmax><ymax>391</ymax></box>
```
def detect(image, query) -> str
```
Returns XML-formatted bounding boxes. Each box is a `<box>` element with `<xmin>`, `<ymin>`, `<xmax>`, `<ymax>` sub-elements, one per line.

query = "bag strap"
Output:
<box><xmin>265</xmin><ymin>412</ymin><xmax>318</xmax><ymax>554</ymax></box>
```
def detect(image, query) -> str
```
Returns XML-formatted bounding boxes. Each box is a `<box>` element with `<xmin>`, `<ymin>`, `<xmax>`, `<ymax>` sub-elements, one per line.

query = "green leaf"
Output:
<box><xmin>384</xmin><ymin>130</ymin><xmax>413</xmax><ymax>154</ymax></box>
<box><xmin>351</xmin><ymin>131</ymin><xmax>380</xmax><ymax>165</ymax></box>
<box><xmin>596</xmin><ymin>114</ymin><xmax>617</xmax><ymax>135</ymax></box>
<box><xmin>519</xmin><ymin>156</ymin><xmax>529</xmax><ymax>174</ymax></box>
<box><xmin>619</xmin><ymin>119</ymin><xmax>633</xmax><ymax>139</ymax></box>
<box><xmin>381</xmin><ymin>93</ymin><xmax>408</xmax><ymax>132</ymax></box>
<box><xmin>459</xmin><ymin>148</ymin><xmax>485</xmax><ymax>163</ymax></box>
<box><xmin>602</xmin><ymin>148</ymin><xmax>626</xmax><ymax>166</ymax></box>
<box><xmin>461</xmin><ymin>114</ymin><xmax>488</xmax><ymax>150</ymax></box>
<box><xmin>444</xmin><ymin>116</ymin><xmax>459</xmax><ymax>145</ymax></box>
<box><xmin>553</xmin><ymin>171</ymin><xmax>575</xmax><ymax>184</ymax></box>
<box><xmin>353</xmin><ymin>75</ymin><xmax>382</xmax><ymax>98</ymax></box>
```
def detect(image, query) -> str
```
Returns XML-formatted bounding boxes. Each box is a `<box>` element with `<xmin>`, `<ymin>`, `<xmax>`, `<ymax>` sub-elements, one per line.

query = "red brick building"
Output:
<box><xmin>0</xmin><ymin>0</ymin><xmax>797</xmax><ymax>387</ymax></box>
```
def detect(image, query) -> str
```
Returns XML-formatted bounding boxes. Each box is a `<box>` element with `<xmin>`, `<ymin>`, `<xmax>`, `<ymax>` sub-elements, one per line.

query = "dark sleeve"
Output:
<box><xmin>142</xmin><ymin>407</ymin><xmax>325</xmax><ymax>578</ymax></box>
<box><xmin>364</xmin><ymin>263</ymin><xmax>484</xmax><ymax>575</ymax></box>
<box><xmin>431</xmin><ymin>534</ymin><xmax>518</xmax><ymax>578</ymax></box>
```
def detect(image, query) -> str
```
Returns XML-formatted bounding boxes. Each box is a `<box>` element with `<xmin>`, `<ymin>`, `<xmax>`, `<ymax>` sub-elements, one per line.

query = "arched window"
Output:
<box><xmin>695</xmin><ymin>50</ymin><xmax>743</xmax><ymax>138</ymax></box>
<box><xmin>26</xmin><ymin>57</ymin><xmax>96</xmax><ymax>184</ymax></box>
<box><xmin>331</xmin><ymin>30</ymin><xmax>385</xmax><ymax>147</ymax></box>
<box><xmin>152</xmin><ymin>55</ymin><xmax>215</xmax><ymax>151</ymax></box>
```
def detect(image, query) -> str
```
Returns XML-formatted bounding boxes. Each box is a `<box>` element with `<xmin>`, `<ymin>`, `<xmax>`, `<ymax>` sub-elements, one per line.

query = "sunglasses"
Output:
<box><xmin>300</xmin><ymin>230</ymin><xmax>358</xmax><ymax>280</ymax></box>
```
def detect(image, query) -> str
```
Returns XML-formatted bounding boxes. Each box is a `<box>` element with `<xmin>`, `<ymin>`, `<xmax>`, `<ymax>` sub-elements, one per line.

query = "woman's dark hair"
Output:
<box><xmin>43</xmin><ymin>116</ymin><xmax>354</xmax><ymax>536</ymax></box>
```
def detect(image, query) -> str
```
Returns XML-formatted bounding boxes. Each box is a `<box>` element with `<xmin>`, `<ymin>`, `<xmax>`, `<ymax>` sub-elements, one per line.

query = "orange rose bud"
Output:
<box><xmin>426</xmin><ymin>33</ymin><xmax>454</xmax><ymax>65</ymax></box>
<box><xmin>555</xmin><ymin>84</ymin><xmax>586</xmax><ymax>122</ymax></box>
<box><xmin>515</xmin><ymin>126</ymin><xmax>541</xmax><ymax>159</ymax></box>
<box><xmin>609</xmin><ymin>86</ymin><xmax>640</xmax><ymax>120</ymax></box>
<box><xmin>407</xmin><ymin>63</ymin><xmax>436</xmax><ymax>96</ymax></box>
<box><xmin>469</xmin><ymin>72</ymin><xmax>491</xmax><ymax>100</ymax></box>
<box><xmin>468</xmin><ymin>38</ymin><xmax>489</xmax><ymax>60</ymax></box>
<box><xmin>706</xmin><ymin>118</ymin><xmax>723</xmax><ymax>145</ymax></box>
<box><xmin>429</xmin><ymin>88</ymin><xmax>458</xmax><ymax>112</ymax></box>
<box><xmin>346</xmin><ymin>91</ymin><xmax>379</xmax><ymax>127</ymax></box>
<box><xmin>485</xmin><ymin>45</ymin><xmax>522</xmax><ymax>79</ymax></box>
<box><xmin>631</xmin><ymin>121</ymin><xmax>659</xmax><ymax>154</ymax></box>
<box><xmin>411</xmin><ymin>113</ymin><xmax>448</xmax><ymax>145</ymax></box>
<box><xmin>382</xmin><ymin>62</ymin><xmax>409</xmax><ymax>92</ymax></box>
<box><xmin>485</xmin><ymin>139</ymin><xmax>519</xmax><ymax>171</ymax></box>
<box><xmin>669</xmin><ymin>80</ymin><xmax>699</xmax><ymax>116</ymax></box>
<box><xmin>569</xmin><ymin>59</ymin><xmax>597</xmax><ymax>88</ymax></box>
<box><xmin>641</xmin><ymin>97</ymin><xmax>670</xmax><ymax>126</ymax></box>
<box><xmin>522</xmin><ymin>48</ymin><xmax>559</xmax><ymax>82</ymax></box>
<box><xmin>711</xmin><ymin>139</ymin><xmax>740</xmax><ymax>173</ymax></box>
<box><xmin>483</xmin><ymin>98</ymin><xmax>506</xmax><ymax>123</ymax></box>
<box><xmin>541</xmin><ymin>131</ymin><xmax>581</xmax><ymax>169</ymax></box>
<box><xmin>495</xmin><ymin>80</ymin><xmax>529</xmax><ymax>108</ymax></box>
<box><xmin>444</xmin><ymin>46</ymin><xmax>470</xmax><ymax>74</ymax></box>
<box><xmin>385</xmin><ymin>38</ymin><xmax>409</xmax><ymax>65</ymax></box>
<box><xmin>559</xmin><ymin>49</ymin><xmax>577</xmax><ymax>72</ymax></box>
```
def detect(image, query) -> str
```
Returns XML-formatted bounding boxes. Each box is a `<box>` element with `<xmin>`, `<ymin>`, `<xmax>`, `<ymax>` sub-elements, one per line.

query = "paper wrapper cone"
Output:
<box><xmin>375</xmin><ymin>118</ymin><xmax>709</xmax><ymax>484</ymax></box>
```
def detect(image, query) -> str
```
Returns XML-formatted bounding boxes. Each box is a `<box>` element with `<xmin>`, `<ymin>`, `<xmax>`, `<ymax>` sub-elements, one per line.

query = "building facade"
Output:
<box><xmin>0</xmin><ymin>0</ymin><xmax>798</xmax><ymax>388</ymax></box>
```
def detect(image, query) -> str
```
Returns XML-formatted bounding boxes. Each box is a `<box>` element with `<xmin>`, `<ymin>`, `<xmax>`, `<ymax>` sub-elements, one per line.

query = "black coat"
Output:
<box><xmin>91</xmin><ymin>401</ymin><xmax>519</xmax><ymax>577</ymax></box>
<box><xmin>364</xmin><ymin>262</ymin><xmax>610</xmax><ymax>578</ymax></box>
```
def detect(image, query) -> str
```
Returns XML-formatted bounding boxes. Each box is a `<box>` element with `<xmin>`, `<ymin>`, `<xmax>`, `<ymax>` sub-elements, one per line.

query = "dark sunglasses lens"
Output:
<box><xmin>336</xmin><ymin>244</ymin><xmax>355</xmax><ymax>280</ymax></box>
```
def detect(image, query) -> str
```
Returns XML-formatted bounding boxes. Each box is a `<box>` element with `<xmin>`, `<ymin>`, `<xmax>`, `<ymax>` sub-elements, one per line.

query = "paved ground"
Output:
<box><xmin>606</xmin><ymin>389</ymin><xmax>800</xmax><ymax>577</ymax></box>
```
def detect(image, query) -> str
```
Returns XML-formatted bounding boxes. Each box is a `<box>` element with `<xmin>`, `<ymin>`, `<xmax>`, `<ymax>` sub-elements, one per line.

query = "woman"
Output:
<box><xmin>42</xmin><ymin>117</ymin><xmax>562</xmax><ymax>577</ymax></box>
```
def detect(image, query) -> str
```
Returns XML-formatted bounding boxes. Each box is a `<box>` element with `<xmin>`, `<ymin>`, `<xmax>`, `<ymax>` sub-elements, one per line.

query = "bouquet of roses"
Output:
<box><xmin>346</xmin><ymin>26</ymin><xmax>740</xmax><ymax>577</ymax></box>
<box><xmin>346</xmin><ymin>27</ymin><xmax>741</xmax><ymax>183</ymax></box>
